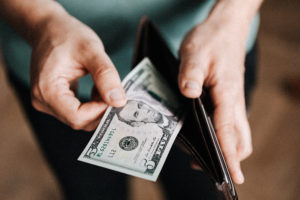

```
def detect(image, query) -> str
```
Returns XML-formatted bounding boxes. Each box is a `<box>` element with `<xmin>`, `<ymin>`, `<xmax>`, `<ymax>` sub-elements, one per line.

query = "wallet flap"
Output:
<box><xmin>132</xmin><ymin>16</ymin><xmax>179</xmax><ymax>90</ymax></box>
<box><xmin>132</xmin><ymin>16</ymin><xmax>217</xmax><ymax>175</ymax></box>
<box><xmin>132</xmin><ymin>16</ymin><xmax>219</xmax><ymax>178</ymax></box>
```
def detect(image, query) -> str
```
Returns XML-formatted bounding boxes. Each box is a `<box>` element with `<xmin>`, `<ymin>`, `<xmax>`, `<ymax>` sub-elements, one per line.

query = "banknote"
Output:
<box><xmin>78</xmin><ymin>58</ymin><xmax>185</xmax><ymax>181</ymax></box>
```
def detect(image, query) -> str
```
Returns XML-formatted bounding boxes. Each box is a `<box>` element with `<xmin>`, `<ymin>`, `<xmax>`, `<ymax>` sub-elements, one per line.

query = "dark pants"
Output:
<box><xmin>6</xmin><ymin>44</ymin><xmax>257</xmax><ymax>200</ymax></box>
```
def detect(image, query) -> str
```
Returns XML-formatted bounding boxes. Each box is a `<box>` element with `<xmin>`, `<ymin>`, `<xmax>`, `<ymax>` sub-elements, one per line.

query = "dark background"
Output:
<box><xmin>0</xmin><ymin>0</ymin><xmax>299</xmax><ymax>199</ymax></box>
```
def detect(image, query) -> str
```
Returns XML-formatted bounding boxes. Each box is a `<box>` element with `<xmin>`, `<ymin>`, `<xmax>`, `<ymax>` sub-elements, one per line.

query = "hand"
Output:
<box><xmin>179</xmin><ymin>8</ymin><xmax>252</xmax><ymax>184</ymax></box>
<box><xmin>30</xmin><ymin>12</ymin><xmax>127</xmax><ymax>131</ymax></box>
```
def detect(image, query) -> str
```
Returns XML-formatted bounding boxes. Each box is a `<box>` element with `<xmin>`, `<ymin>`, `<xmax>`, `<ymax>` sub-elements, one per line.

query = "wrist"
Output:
<box><xmin>28</xmin><ymin>2</ymin><xmax>70</xmax><ymax>46</ymax></box>
<box><xmin>213</xmin><ymin>0</ymin><xmax>262</xmax><ymax>21</ymax></box>
<box><xmin>206</xmin><ymin>0</ymin><xmax>262</xmax><ymax>34</ymax></box>
<box><xmin>198</xmin><ymin>0</ymin><xmax>262</xmax><ymax>48</ymax></box>
<box><xmin>0</xmin><ymin>0</ymin><xmax>70</xmax><ymax>46</ymax></box>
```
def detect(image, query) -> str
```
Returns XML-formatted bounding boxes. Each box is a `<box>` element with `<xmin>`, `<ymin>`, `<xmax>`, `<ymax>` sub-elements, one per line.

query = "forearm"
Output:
<box><xmin>196</xmin><ymin>0</ymin><xmax>263</xmax><ymax>48</ymax></box>
<box><xmin>206</xmin><ymin>0</ymin><xmax>263</xmax><ymax>40</ymax></box>
<box><xmin>211</xmin><ymin>0</ymin><xmax>263</xmax><ymax>24</ymax></box>
<box><xmin>0</xmin><ymin>0</ymin><xmax>68</xmax><ymax>45</ymax></box>
<box><xmin>178</xmin><ymin>0</ymin><xmax>263</xmax><ymax>184</ymax></box>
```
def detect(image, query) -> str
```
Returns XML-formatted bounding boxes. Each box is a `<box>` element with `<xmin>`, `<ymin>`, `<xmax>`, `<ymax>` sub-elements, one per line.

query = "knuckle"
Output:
<box><xmin>83</xmin><ymin>126</ymin><xmax>95</xmax><ymax>132</ymax></box>
<box><xmin>181</xmin><ymin>61</ymin><xmax>199</xmax><ymax>72</ymax></box>
<box><xmin>180</xmin><ymin>61</ymin><xmax>205</xmax><ymax>81</ymax></box>
<box><xmin>237</xmin><ymin>144</ymin><xmax>253</xmax><ymax>159</ymax></box>
<box><xmin>81</xmin><ymin>40</ymin><xmax>102</xmax><ymax>52</ymax></box>
<box><xmin>215</xmin><ymin>78</ymin><xmax>243</xmax><ymax>98</ymax></box>
<box><xmin>38</xmin><ymin>81</ymin><xmax>52</xmax><ymax>100</ymax></box>
<box><xmin>94</xmin><ymin>65</ymin><xmax>116</xmax><ymax>79</ymax></box>
<box><xmin>79</xmin><ymin>41</ymin><xmax>103</xmax><ymax>61</ymax></box>
<box><xmin>221</xmin><ymin>146</ymin><xmax>236</xmax><ymax>161</ymax></box>
<box><xmin>31</xmin><ymin>83</ymin><xmax>51</xmax><ymax>108</ymax></box>
<box><xmin>39</xmin><ymin>80</ymin><xmax>64</xmax><ymax>103</ymax></box>
<box><xmin>67</xmin><ymin>115</ymin><xmax>88</xmax><ymax>130</ymax></box>
<box><xmin>213</xmin><ymin>62</ymin><xmax>244</xmax><ymax>80</ymax></box>
<box><xmin>31</xmin><ymin>98</ymin><xmax>43</xmax><ymax>112</ymax></box>
<box><xmin>244</xmin><ymin>145</ymin><xmax>253</xmax><ymax>157</ymax></box>
<box><xmin>68</xmin><ymin>118</ymin><xmax>84</xmax><ymax>130</ymax></box>
<box><xmin>216</xmin><ymin>122</ymin><xmax>234</xmax><ymax>135</ymax></box>
<box><xmin>180</xmin><ymin>42</ymin><xmax>199</xmax><ymax>55</ymax></box>
<box><xmin>31</xmin><ymin>86</ymin><xmax>41</xmax><ymax>99</ymax></box>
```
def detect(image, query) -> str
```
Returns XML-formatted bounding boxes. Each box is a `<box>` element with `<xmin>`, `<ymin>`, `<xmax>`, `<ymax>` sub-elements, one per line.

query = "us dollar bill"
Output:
<box><xmin>78</xmin><ymin>58</ymin><xmax>185</xmax><ymax>181</ymax></box>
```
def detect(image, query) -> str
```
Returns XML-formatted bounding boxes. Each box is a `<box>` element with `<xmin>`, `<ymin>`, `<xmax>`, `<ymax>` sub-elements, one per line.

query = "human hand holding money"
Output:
<box><xmin>29</xmin><ymin>7</ymin><xmax>127</xmax><ymax>132</ymax></box>
<box><xmin>79</xmin><ymin>58</ymin><xmax>185</xmax><ymax>181</ymax></box>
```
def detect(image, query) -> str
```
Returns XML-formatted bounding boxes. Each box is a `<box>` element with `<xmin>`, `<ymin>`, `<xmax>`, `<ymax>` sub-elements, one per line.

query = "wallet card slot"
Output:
<box><xmin>177</xmin><ymin>132</ymin><xmax>216</xmax><ymax>180</ymax></box>
<box><xmin>178</xmin><ymin>103</ymin><xmax>220</xmax><ymax>179</ymax></box>
<box><xmin>194</xmin><ymin>98</ymin><xmax>237</xmax><ymax>199</ymax></box>
<box><xmin>207</xmin><ymin>117</ymin><xmax>233</xmax><ymax>190</ymax></box>
<box><xmin>192</xmin><ymin>100</ymin><xmax>221</xmax><ymax>181</ymax></box>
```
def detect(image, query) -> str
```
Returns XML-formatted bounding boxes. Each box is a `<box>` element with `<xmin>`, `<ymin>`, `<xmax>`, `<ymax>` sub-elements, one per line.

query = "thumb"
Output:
<box><xmin>178</xmin><ymin>51</ymin><xmax>208</xmax><ymax>98</ymax></box>
<box><xmin>85</xmin><ymin>49</ymin><xmax>127</xmax><ymax>107</ymax></box>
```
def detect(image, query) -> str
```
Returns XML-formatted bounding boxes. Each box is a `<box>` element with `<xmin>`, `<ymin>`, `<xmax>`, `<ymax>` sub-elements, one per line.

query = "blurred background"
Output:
<box><xmin>0</xmin><ymin>0</ymin><xmax>299</xmax><ymax>199</ymax></box>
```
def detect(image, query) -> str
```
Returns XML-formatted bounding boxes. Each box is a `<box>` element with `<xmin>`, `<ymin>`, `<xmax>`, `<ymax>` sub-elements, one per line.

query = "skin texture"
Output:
<box><xmin>30</xmin><ymin>14</ymin><xmax>127</xmax><ymax>131</ymax></box>
<box><xmin>178</xmin><ymin>0</ymin><xmax>263</xmax><ymax>184</ymax></box>
<box><xmin>0</xmin><ymin>0</ymin><xmax>263</xmax><ymax>185</ymax></box>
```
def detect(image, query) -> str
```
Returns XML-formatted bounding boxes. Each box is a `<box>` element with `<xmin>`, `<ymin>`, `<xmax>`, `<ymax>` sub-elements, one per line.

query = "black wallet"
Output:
<box><xmin>131</xmin><ymin>17</ymin><xmax>238</xmax><ymax>200</ymax></box>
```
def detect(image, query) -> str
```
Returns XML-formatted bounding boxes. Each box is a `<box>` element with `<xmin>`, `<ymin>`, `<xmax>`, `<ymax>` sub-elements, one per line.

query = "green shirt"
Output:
<box><xmin>0</xmin><ymin>0</ymin><xmax>259</xmax><ymax>98</ymax></box>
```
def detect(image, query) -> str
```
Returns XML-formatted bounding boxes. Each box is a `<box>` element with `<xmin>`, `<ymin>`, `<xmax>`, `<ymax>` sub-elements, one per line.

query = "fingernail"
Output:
<box><xmin>184</xmin><ymin>80</ymin><xmax>200</xmax><ymax>91</ymax></box>
<box><xmin>108</xmin><ymin>88</ymin><xmax>125</xmax><ymax>102</ymax></box>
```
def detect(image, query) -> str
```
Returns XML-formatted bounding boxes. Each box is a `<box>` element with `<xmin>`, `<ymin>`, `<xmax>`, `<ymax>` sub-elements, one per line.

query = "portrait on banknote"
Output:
<box><xmin>114</xmin><ymin>99</ymin><xmax>178</xmax><ymax>133</ymax></box>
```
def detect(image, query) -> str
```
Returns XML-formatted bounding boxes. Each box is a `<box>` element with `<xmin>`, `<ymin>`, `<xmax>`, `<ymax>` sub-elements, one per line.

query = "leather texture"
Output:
<box><xmin>132</xmin><ymin>16</ymin><xmax>238</xmax><ymax>200</ymax></box>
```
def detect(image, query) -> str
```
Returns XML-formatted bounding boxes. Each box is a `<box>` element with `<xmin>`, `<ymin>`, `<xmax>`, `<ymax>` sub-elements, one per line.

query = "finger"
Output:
<box><xmin>235</xmin><ymin>96</ymin><xmax>253</xmax><ymax>161</ymax></box>
<box><xmin>83</xmin><ymin>120</ymin><xmax>101</xmax><ymax>132</ymax></box>
<box><xmin>41</xmin><ymin>78</ymin><xmax>107</xmax><ymax>130</ymax></box>
<box><xmin>85</xmin><ymin>49</ymin><xmax>126</xmax><ymax>107</ymax></box>
<box><xmin>214</xmin><ymin>82</ymin><xmax>252</xmax><ymax>160</ymax></box>
<box><xmin>178</xmin><ymin>52</ymin><xmax>208</xmax><ymax>98</ymax></box>
<box><xmin>210</xmin><ymin>76</ymin><xmax>249</xmax><ymax>184</ymax></box>
<box><xmin>82</xmin><ymin>113</ymin><xmax>105</xmax><ymax>132</ymax></box>
<box><xmin>214</xmin><ymin>116</ymin><xmax>245</xmax><ymax>184</ymax></box>
<box><xmin>226</xmin><ymin>156</ymin><xmax>244</xmax><ymax>184</ymax></box>
<box><xmin>31</xmin><ymin>95</ymin><xmax>56</xmax><ymax>116</ymax></box>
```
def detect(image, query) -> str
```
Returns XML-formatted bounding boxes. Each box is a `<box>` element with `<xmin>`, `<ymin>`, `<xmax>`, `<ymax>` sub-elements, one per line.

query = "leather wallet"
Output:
<box><xmin>132</xmin><ymin>17</ymin><xmax>238</xmax><ymax>200</ymax></box>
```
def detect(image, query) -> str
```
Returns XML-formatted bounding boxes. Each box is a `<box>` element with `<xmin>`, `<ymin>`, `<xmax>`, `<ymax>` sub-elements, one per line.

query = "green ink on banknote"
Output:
<box><xmin>98</xmin><ymin>128</ymin><xmax>117</xmax><ymax>157</ymax></box>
